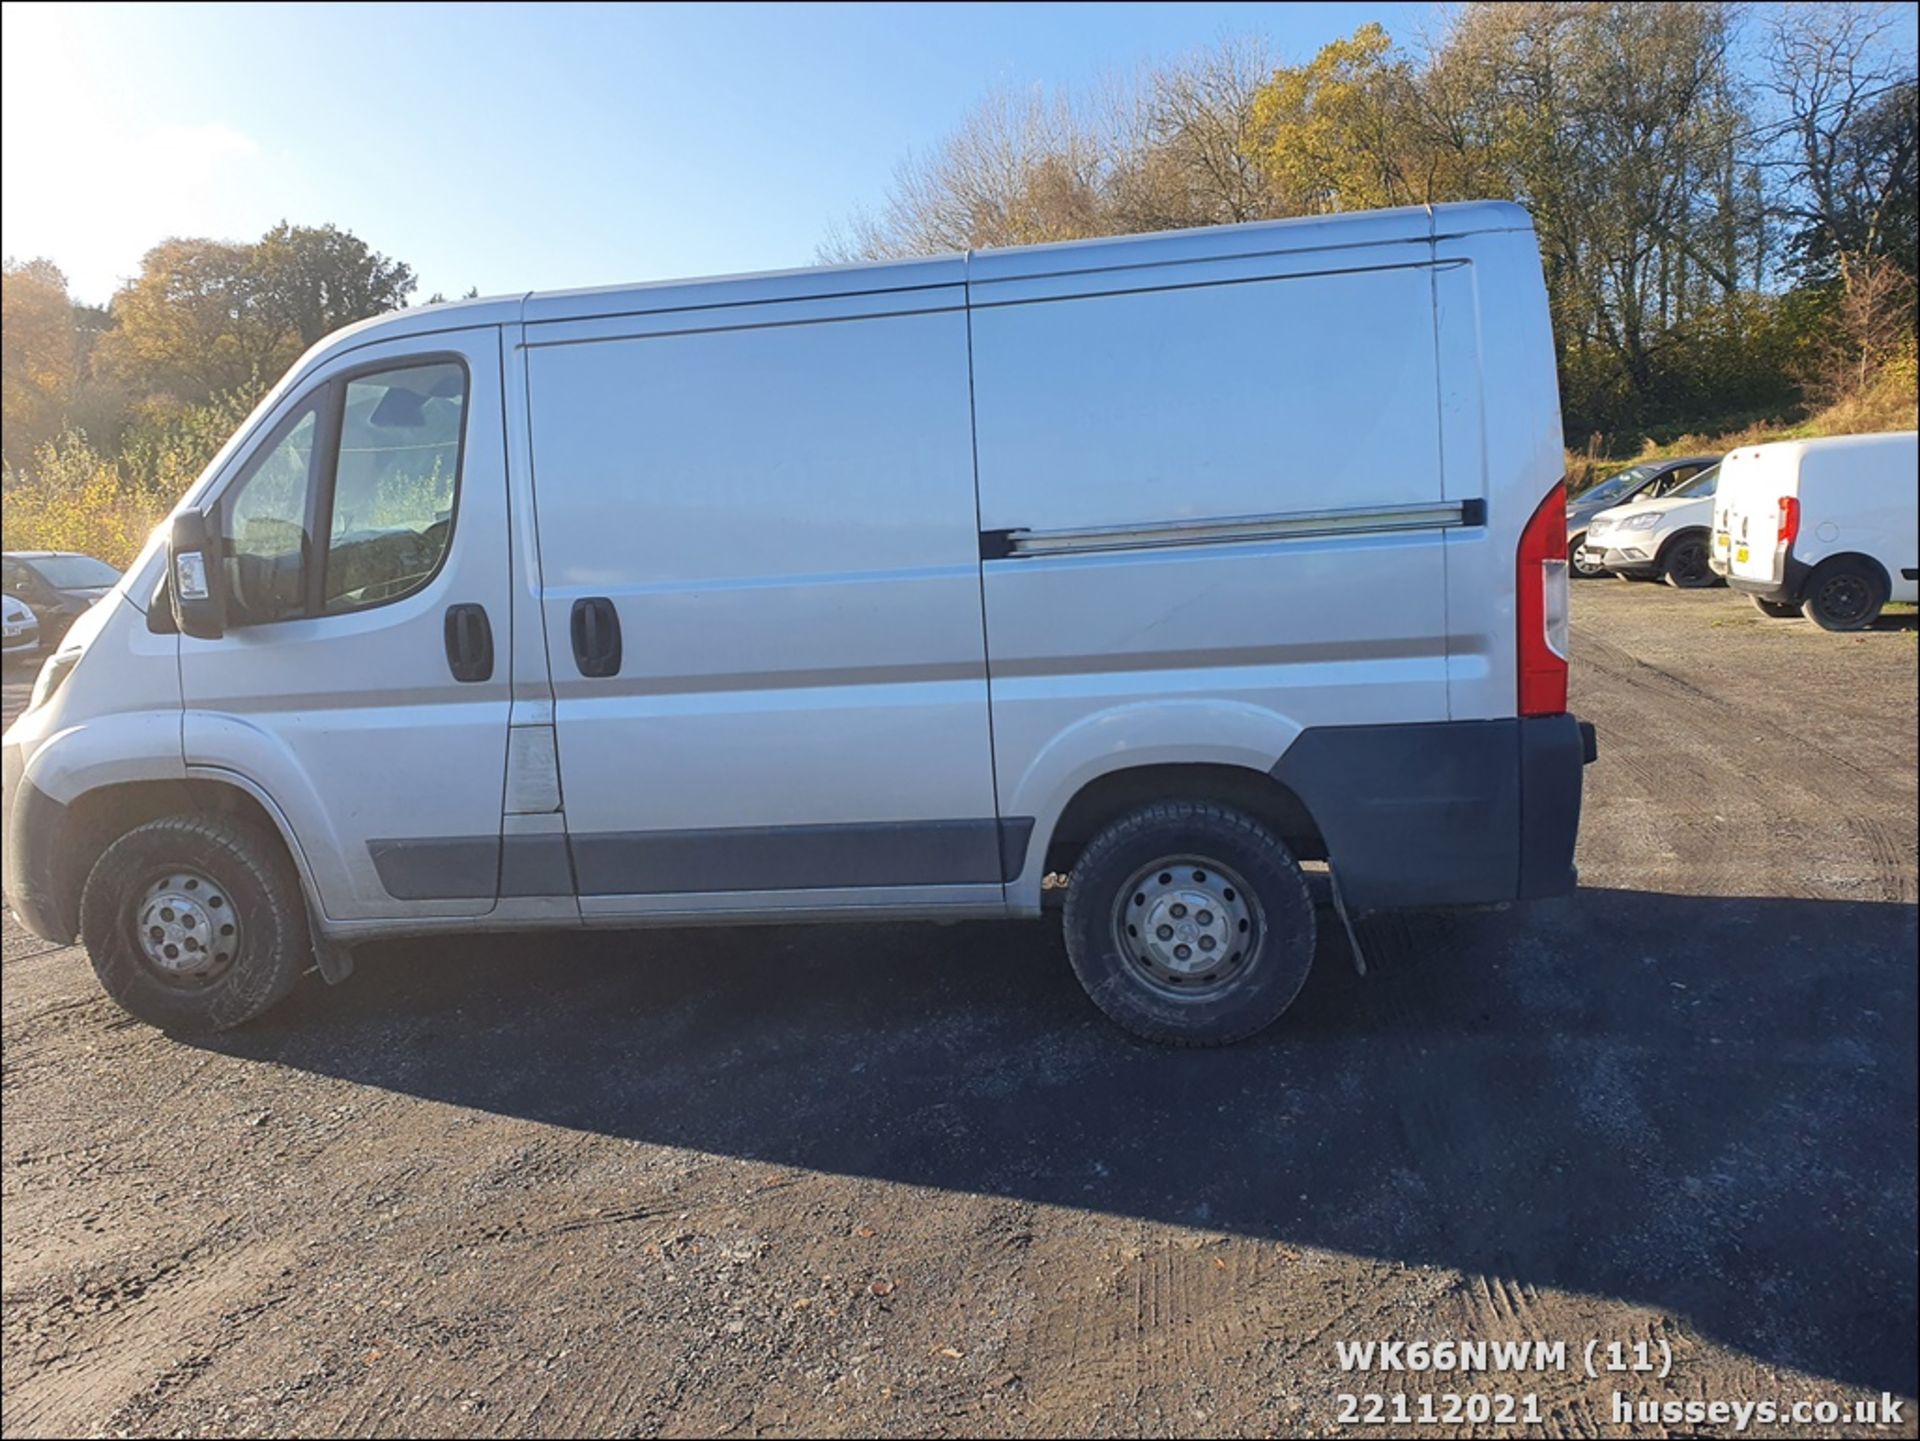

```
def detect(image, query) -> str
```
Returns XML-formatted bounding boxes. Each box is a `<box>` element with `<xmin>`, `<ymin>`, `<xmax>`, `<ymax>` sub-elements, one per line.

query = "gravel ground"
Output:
<box><xmin>2</xmin><ymin>582</ymin><xmax>1915</xmax><ymax>1438</ymax></box>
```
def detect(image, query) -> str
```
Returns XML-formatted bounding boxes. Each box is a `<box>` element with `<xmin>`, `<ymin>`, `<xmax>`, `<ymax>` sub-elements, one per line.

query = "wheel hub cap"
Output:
<box><xmin>1114</xmin><ymin>856</ymin><xmax>1260</xmax><ymax>997</ymax></box>
<box><xmin>1822</xmin><ymin>576</ymin><xmax>1867</xmax><ymax>619</ymax></box>
<box><xmin>136</xmin><ymin>871</ymin><xmax>238</xmax><ymax>979</ymax></box>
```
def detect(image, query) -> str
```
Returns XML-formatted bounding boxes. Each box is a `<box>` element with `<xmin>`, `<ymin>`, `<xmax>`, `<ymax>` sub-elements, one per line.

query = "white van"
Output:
<box><xmin>2</xmin><ymin>201</ymin><xmax>1592</xmax><ymax>1045</ymax></box>
<box><xmin>1711</xmin><ymin>433</ymin><xmax>1919</xmax><ymax>629</ymax></box>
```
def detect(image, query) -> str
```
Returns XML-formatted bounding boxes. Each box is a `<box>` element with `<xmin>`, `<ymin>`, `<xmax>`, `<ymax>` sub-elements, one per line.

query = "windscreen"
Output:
<box><xmin>29</xmin><ymin>554</ymin><xmax>121</xmax><ymax>589</ymax></box>
<box><xmin>1580</xmin><ymin>466</ymin><xmax>1653</xmax><ymax>505</ymax></box>
<box><xmin>1672</xmin><ymin>465</ymin><xmax>1720</xmax><ymax>498</ymax></box>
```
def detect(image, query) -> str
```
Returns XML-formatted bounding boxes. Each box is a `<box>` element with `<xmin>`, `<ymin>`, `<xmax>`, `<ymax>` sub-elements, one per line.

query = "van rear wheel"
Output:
<box><xmin>1800</xmin><ymin>558</ymin><xmax>1887</xmax><ymax>631</ymax></box>
<box><xmin>1062</xmin><ymin>801</ymin><xmax>1315</xmax><ymax>1046</ymax></box>
<box><xmin>79</xmin><ymin>813</ymin><xmax>309</xmax><ymax>1033</ymax></box>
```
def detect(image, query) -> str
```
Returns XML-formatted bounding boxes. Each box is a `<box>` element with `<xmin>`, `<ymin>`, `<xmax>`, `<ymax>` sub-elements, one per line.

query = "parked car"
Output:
<box><xmin>2</xmin><ymin>200</ymin><xmax>1594</xmax><ymax>1046</ymax></box>
<box><xmin>2</xmin><ymin>551</ymin><xmax>123</xmax><ymax>649</ymax></box>
<box><xmin>1</xmin><ymin>593</ymin><xmax>39</xmax><ymax>665</ymax></box>
<box><xmin>1578</xmin><ymin>462</ymin><xmax>1723</xmax><ymax>589</ymax></box>
<box><xmin>1711</xmin><ymin>432</ymin><xmax>1919</xmax><ymax>630</ymax></box>
<box><xmin>1566</xmin><ymin>455</ymin><xmax>1718</xmax><ymax>578</ymax></box>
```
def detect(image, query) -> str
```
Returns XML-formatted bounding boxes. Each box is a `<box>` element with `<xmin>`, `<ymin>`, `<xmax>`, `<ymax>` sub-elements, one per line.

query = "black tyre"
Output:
<box><xmin>1570</xmin><ymin>537</ymin><xmax>1608</xmax><ymax>579</ymax></box>
<box><xmin>1750</xmin><ymin>595</ymin><xmax>1800</xmax><ymax>619</ymax></box>
<box><xmin>1800</xmin><ymin>557</ymin><xmax>1888</xmax><ymax>632</ymax></box>
<box><xmin>79</xmin><ymin>813</ymin><xmax>309</xmax><ymax>1033</ymax></box>
<box><xmin>1660</xmin><ymin>531</ymin><xmax>1717</xmax><ymax>589</ymax></box>
<box><xmin>1062</xmin><ymin>801</ymin><xmax>1316</xmax><ymax>1046</ymax></box>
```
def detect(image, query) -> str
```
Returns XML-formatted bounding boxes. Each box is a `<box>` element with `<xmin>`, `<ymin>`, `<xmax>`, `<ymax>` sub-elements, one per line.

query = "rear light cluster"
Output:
<box><xmin>1516</xmin><ymin>480</ymin><xmax>1570</xmax><ymax>716</ymax></box>
<box><xmin>1777</xmin><ymin>495</ymin><xmax>1800</xmax><ymax>546</ymax></box>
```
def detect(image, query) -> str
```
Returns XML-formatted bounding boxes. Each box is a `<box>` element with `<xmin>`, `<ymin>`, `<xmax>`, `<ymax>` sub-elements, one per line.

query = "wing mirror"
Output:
<box><xmin>168</xmin><ymin>509</ymin><xmax>228</xmax><ymax>640</ymax></box>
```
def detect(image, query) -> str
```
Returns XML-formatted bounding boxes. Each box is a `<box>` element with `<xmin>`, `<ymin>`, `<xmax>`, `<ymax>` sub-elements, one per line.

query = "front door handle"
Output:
<box><xmin>571</xmin><ymin>597</ymin><xmax>622</xmax><ymax>677</ymax></box>
<box><xmin>443</xmin><ymin>603</ymin><xmax>493</xmax><ymax>683</ymax></box>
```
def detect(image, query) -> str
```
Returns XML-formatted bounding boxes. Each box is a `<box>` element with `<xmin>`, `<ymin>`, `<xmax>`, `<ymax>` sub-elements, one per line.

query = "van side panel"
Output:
<box><xmin>524</xmin><ymin>298</ymin><xmax>1002</xmax><ymax>910</ymax></box>
<box><xmin>971</xmin><ymin>254</ymin><xmax>1445</xmax><ymax>533</ymax></box>
<box><xmin>970</xmin><ymin>251</ymin><xmax>1456</xmax><ymax>894</ymax></box>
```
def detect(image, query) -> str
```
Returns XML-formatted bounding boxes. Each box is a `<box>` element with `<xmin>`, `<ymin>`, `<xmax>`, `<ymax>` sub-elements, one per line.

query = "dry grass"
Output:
<box><xmin>1567</xmin><ymin>359</ymin><xmax>1917</xmax><ymax>493</ymax></box>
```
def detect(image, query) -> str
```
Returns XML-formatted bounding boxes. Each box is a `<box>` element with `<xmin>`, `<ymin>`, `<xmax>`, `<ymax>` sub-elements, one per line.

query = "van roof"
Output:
<box><xmin>318</xmin><ymin>199</ymin><xmax>1535</xmax><ymax>351</ymax></box>
<box><xmin>1723</xmin><ymin>431</ymin><xmax>1919</xmax><ymax>465</ymax></box>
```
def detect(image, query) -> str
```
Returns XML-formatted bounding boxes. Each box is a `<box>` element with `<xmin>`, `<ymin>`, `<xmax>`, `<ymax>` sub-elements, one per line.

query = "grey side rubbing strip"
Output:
<box><xmin>983</xmin><ymin>498</ymin><xmax>1483</xmax><ymax>560</ymax></box>
<box><xmin>373</xmin><ymin>819</ymin><xmax>1038</xmax><ymax>899</ymax></box>
<box><xmin>499</xmin><ymin>833</ymin><xmax>576</xmax><ymax>897</ymax></box>
<box><xmin>997</xmin><ymin>818</ymin><xmax>1036</xmax><ymax>882</ymax></box>
<box><xmin>571</xmin><ymin>818</ymin><xmax>1033</xmax><ymax>896</ymax></box>
<box><xmin>368</xmin><ymin>837</ymin><xmax>499</xmax><ymax>900</ymax></box>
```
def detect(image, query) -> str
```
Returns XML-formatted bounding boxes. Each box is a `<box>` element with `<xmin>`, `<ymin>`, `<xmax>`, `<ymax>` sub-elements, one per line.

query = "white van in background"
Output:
<box><xmin>4</xmin><ymin>201</ymin><xmax>1593</xmax><ymax>1046</ymax></box>
<box><xmin>1712</xmin><ymin>433</ymin><xmax>1919</xmax><ymax>630</ymax></box>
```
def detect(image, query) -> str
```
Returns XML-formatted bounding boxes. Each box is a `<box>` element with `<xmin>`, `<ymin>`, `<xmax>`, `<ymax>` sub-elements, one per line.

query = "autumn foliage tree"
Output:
<box><xmin>2</xmin><ymin>259</ymin><xmax>79</xmax><ymax>465</ymax></box>
<box><xmin>4</xmin><ymin>222</ymin><xmax>417</xmax><ymax>564</ymax></box>
<box><xmin>94</xmin><ymin>222</ymin><xmax>415</xmax><ymax>414</ymax></box>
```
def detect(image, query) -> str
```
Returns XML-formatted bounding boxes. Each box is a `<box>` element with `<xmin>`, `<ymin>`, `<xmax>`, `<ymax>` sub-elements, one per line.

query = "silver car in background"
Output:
<box><xmin>1566</xmin><ymin>455</ymin><xmax>1717</xmax><ymax>577</ymax></box>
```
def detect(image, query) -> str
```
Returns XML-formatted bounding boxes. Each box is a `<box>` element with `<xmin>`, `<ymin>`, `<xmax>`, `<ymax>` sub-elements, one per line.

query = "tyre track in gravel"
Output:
<box><xmin>1570</xmin><ymin>597</ymin><xmax>1916</xmax><ymax>903</ymax></box>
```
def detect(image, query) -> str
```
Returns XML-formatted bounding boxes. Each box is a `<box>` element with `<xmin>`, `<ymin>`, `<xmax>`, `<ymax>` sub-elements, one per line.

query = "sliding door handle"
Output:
<box><xmin>570</xmin><ymin>597</ymin><xmax>622</xmax><ymax>677</ymax></box>
<box><xmin>443</xmin><ymin>603</ymin><xmax>493</xmax><ymax>683</ymax></box>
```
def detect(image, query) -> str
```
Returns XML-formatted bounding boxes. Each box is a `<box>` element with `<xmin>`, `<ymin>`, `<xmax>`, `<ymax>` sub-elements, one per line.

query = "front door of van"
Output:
<box><xmin>179</xmin><ymin>327</ymin><xmax>514</xmax><ymax>922</ymax></box>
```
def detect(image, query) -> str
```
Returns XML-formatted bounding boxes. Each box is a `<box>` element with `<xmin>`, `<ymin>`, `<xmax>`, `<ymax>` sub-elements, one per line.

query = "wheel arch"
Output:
<box><xmin>1038</xmin><ymin>762</ymin><xmax>1325</xmax><ymax>894</ymax></box>
<box><xmin>47</xmin><ymin>775</ymin><xmax>315</xmax><ymax>944</ymax></box>
<box><xmin>1655</xmin><ymin>524</ymin><xmax>1711</xmax><ymax>563</ymax></box>
<box><xmin>1806</xmin><ymin>549</ymin><xmax>1892</xmax><ymax>591</ymax></box>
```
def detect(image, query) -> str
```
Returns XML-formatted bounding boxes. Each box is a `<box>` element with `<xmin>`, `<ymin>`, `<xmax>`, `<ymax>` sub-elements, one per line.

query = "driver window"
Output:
<box><xmin>323</xmin><ymin>362</ymin><xmax>465</xmax><ymax>612</ymax></box>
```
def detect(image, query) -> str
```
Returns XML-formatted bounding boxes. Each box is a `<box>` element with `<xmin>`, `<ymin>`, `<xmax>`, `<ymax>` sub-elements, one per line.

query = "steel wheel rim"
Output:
<box><xmin>1816</xmin><ymin>574</ymin><xmax>1871</xmax><ymax>623</ymax></box>
<box><xmin>133</xmin><ymin>869</ymin><xmax>240</xmax><ymax>987</ymax></box>
<box><xmin>1111</xmin><ymin>854</ymin><xmax>1262</xmax><ymax>1000</ymax></box>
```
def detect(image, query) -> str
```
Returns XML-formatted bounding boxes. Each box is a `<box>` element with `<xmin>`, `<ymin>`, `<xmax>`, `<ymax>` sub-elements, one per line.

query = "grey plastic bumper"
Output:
<box><xmin>2</xmin><ymin>742</ymin><xmax>79</xmax><ymax>944</ymax></box>
<box><xmin>1271</xmin><ymin>714</ymin><xmax>1592</xmax><ymax>911</ymax></box>
<box><xmin>1726</xmin><ymin>553</ymin><xmax>1813</xmax><ymax>605</ymax></box>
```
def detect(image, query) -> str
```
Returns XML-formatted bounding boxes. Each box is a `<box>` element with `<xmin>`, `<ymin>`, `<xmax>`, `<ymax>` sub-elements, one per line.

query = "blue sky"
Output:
<box><xmin>2</xmin><ymin>1</ymin><xmax>1442</xmax><ymax>303</ymax></box>
<box><xmin>3</xmin><ymin>2</ymin><xmax>1911</xmax><ymax>306</ymax></box>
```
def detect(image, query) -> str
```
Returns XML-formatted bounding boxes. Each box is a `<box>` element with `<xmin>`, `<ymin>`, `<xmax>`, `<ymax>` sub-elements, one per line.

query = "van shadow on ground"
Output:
<box><xmin>209</xmin><ymin>885</ymin><xmax>1918</xmax><ymax>1399</ymax></box>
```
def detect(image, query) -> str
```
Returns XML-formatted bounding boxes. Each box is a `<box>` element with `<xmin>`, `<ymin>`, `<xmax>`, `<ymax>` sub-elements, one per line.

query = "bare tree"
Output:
<box><xmin>818</xmin><ymin>87</ymin><xmax>1111</xmax><ymax>261</ymax></box>
<box><xmin>1762</xmin><ymin>2</ymin><xmax>1919</xmax><ymax>286</ymax></box>
<box><xmin>818</xmin><ymin>39</ymin><xmax>1275</xmax><ymax>262</ymax></box>
<box><xmin>1108</xmin><ymin>38</ymin><xmax>1277</xmax><ymax>231</ymax></box>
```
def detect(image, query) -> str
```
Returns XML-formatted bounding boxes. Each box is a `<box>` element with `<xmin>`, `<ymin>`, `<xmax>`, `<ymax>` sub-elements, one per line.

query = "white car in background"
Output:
<box><xmin>2</xmin><ymin>593</ymin><xmax>40</xmax><ymax>664</ymax></box>
<box><xmin>1578</xmin><ymin>463</ymin><xmax>1723</xmax><ymax>589</ymax></box>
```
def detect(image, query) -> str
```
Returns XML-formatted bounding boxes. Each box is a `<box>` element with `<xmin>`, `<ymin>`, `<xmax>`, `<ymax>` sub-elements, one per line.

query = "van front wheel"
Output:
<box><xmin>1661</xmin><ymin>532</ymin><xmax>1717</xmax><ymax>589</ymax></box>
<box><xmin>79</xmin><ymin>813</ymin><xmax>309</xmax><ymax>1034</ymax></box>
<box><xmin>1062</xmin><ymin>802</ymin><xmax>1316</xmax><ymax>1046</ymax></box>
